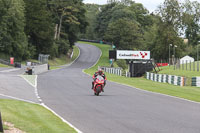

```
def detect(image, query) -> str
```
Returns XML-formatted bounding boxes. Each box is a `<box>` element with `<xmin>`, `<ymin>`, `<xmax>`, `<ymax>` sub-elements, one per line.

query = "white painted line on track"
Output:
<box><xmin>34</xmin><ymin>74</ymin><xmax>83</xmax><ymax>133</ymax></box>
<box><xmin>6</xmin><ymin>74</ymin><xmax>83</xmax><ymax>133</ymax></box>
<box><xmin>108</xmin><ymin>80</ymin><xmax>200</xmax><ymax>105</ymax></box>
<box><xmin>0</xmin><ymin>68</ymin><xmax>20</xmax><ymax>73</ymax></box>
<box><xmin>0</xmin><ymin>93</ymin><xmax>83</xmax><ymax>132</ymax></box>
<box><xmin>0</xmin><ymin>93</ymin><xmax>38</xmax><ymax>104</ymax></box>
<box><xmin>20</xmin><ymin>75</ymin><xmax>36</xmax><ymax>88</ymax></box>
<box><xmin>41</xmin><ymin>103</ymin><xmax>83</xmax><ymax>133</ymax></box>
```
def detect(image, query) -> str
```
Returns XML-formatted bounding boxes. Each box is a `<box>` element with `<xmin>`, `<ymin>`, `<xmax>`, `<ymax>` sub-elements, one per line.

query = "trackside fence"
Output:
<box><xmin>146</xmin><ymin>72</ymin><xmax>186</xmax><ymax>86</ymax></box>
<box><xmin>98</xmin><ymin>66</ymin><xmax>122</xmax><ymax>76</ymax></box>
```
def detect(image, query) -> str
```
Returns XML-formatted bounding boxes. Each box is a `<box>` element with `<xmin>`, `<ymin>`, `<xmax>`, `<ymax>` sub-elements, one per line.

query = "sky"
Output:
<box><xmin>83</xmin><ymin>0</ymin><xmax>200</xmax><ymax>12</ymax></box>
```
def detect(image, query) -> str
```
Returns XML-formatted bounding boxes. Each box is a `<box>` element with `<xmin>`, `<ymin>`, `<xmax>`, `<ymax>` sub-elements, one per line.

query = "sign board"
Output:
<box><xmin>10</xmin><ymin>57</ymin><xmax>14</xmax><ymax>65</ymax></box>
<box><xmin>109</xmin><ymin>50</ymin><xmax>116</xmax><ymax>59</ymax></box>
<box><xmin>117</xmin><ymin>50</ymin><xmax>150</xmax><ymax>60</ymax></box>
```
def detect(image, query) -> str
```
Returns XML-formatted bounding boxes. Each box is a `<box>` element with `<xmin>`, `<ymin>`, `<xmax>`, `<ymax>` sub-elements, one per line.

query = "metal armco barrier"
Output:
<box><xmin>99</xmin><ymin>66</ymin><xmax>122</xmax><ymax>76</ymax></box>
<box><xmin>146</xmin><ymin>72</ymin><xmax>185</xmax><ymax>86</ymax></box>
<box><xmin>0</xmin><ymin>112</ymin><xmax>3</xmax><ymax>133</ymax></box>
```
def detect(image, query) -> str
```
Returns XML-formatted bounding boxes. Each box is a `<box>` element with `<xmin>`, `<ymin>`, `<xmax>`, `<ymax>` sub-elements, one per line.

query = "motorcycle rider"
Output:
<box><xmin>92</xmin><ymin>69</ymin><xmax>107</xmax><ymax>92</ymax></box>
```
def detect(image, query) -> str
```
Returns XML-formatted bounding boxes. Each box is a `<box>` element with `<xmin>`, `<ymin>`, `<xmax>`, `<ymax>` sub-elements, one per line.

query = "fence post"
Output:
<box><xmin>193</xmin><ymin>61</ymin><xmax>195</xmax><ymax>71</ymax></box>
<box><xmin>186</xmin><ymin>60</ymin><xmax>187</xmax><ymax>71</ymax></box>
<box><xmin>0</xmin><ymin>112</ymin><xmax>3</xmax><ymax>133</ymax></box>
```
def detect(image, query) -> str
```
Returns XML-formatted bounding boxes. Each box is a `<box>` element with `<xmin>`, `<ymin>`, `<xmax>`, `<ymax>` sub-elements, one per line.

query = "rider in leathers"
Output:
<box><xmin>92</xmin><ymin>69</ymin><xmax>107</xmax><ymax>92</ymax></box>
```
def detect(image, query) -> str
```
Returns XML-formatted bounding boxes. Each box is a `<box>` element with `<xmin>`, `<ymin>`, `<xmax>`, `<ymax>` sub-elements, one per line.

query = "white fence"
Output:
<box><xmin>98</xmin><ymin>66</ymin><xmax>122</xmax><ymax>76</ymax></box>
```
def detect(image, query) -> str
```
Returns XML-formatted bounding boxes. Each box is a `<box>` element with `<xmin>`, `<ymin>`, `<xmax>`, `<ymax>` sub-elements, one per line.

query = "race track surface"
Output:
<box><xmin>38</xmin><ymin>43</ymin><xmax>200</xmax><ymax>133</ymax></box>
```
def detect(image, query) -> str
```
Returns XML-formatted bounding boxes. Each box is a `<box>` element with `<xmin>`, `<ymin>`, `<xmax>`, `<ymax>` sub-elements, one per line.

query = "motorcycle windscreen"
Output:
<box><xmin>96</xmin><ymin>75</ymin><xmax>104</xmax><ymax>81</ymax></box>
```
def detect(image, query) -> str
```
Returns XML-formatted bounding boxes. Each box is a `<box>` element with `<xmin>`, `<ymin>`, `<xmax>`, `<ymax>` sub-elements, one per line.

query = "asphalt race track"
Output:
<box><xmin>38</xmin><ymin>43</ymin><xmax>200</xmax><ymax>133</ymax></box>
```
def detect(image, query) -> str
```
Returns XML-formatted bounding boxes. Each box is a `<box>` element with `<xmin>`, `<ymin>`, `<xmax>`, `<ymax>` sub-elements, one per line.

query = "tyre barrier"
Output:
<box><xmin>99</xmin><ymin>66</ymin><xmax>122</xmax><ymax>76</ymax></box>
<box><xmin>146</xmin><ymin>72</ymin><xmax>185</xmax><ymax>86</ymax></box>
<box><xmin>191</xmin><ymin>77</ymin><xmax>200</xmax><ymax>87</ymax></box>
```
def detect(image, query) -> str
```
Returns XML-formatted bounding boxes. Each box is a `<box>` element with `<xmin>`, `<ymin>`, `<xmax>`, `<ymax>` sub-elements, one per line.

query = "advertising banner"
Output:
<box><xmin>117</xmin><ymin>50</ymin><xmax>150</xmax><ymax>60</ymax></box>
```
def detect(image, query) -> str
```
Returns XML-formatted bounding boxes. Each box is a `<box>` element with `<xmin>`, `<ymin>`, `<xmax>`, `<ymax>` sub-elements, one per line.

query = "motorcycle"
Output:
<box><xmin>93</xmin><ymin>75</ymin><xmax>105</xmax><ymax>96</ymax></box>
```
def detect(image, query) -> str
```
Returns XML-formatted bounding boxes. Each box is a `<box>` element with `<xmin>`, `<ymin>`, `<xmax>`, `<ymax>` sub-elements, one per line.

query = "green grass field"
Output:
<box><xmin>158</xmin><ymin>63</ymin><xmax>200</xmax><ymax>78</ymax></box>
<box><xmin>0</xmin><ymin>99</ymin><xmax>76</xmax><ymax>133</ymax></box>
<box><xmin>79</xmin><ymin>41</ymin><xmax>200</xmax><ymax>102</ymax></box>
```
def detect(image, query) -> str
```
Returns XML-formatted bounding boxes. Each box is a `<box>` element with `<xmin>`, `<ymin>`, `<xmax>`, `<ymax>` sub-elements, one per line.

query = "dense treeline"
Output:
<box><xmin>82</xmin><ymin>0</ymin><xmax>200</xmax><ymax>60</ymax></box>
<box><xmin>0</xmin><ymin>0</ymin><xmax>87</xmax><ymax>60</ymax></box>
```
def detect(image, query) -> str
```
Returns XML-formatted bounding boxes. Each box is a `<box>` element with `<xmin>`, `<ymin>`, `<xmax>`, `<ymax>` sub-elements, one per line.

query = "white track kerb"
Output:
<box><xmin>82</xmin><ymin>44</ymin><xmax>200</xmax><ymax>105</ymax></box>
<box><xmin>0</xmin><ymin>93</ymin><xmax>37</xmax><ymax>104</ymax></box>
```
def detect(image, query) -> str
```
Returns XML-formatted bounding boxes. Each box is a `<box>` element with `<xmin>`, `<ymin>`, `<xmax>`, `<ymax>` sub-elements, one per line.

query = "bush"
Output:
<box><xmin>116</xmin><ymin>59</ymin><xmax>127</xmax><ymax>70</ymax></box>
<box><xmin>55</xmin><ymin>39</ymin><xmax>70</xmax><ymax>57</ymax></box>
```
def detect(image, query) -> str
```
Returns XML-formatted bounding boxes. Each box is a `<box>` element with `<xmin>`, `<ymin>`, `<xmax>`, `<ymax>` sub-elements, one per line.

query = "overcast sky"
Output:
<box><xmin>83</xmin><ymin>0</ymin><xmax>200</xmax><ymax>12</ymax></box>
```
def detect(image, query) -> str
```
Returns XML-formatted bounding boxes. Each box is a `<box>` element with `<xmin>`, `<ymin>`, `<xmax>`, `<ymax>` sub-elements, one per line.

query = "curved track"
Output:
<box><xmin>38</xmin><ymin>43</ymin><xmax>200</xmax><ymax>133</ymax></box>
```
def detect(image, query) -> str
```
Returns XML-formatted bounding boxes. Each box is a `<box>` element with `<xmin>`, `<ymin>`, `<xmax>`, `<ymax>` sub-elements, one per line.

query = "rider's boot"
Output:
<box><xmin>91</xmin><ymin>82</ymin><xmax>94</xmax><ymax>90</ymax></box>
<box><xmin>102</xmin><ymin>86</ymin><xmax>104</xmax><ymax>92</ymax></box>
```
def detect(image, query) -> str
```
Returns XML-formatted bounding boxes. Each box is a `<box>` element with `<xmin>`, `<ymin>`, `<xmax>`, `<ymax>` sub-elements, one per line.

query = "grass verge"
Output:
<box><xmin>48</xmin><ymin>46</ymin><xmax>79</xmax><ymax>70</ymax></box>
<box><xmin>79</xmin><ymin>41</ymin><xmax>200</xmax><ymax>102</ymax></box>
<box><xmin>0</xmin><ymin>99</ymin><xmax>76</xmax><ymax>133</ymax></box>
<box><xmin>21</xmin><ymin>75</ymin><xmax>36</xmax><ymax>87</ymax></box>
<box><xmin>0</xmin><ymin>64</ymin><xmax>10</xmax><ymax>68</ymax></box>
<box><xmin>158</xmin><ymin>63</ymin><xmax>200</xmax><ymax>78</ymax></box>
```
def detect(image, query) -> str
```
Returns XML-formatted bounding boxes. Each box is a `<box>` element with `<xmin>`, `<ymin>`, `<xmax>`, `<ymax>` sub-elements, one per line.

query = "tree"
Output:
<box><xmin>105</xmin><ymin>18</ymin><xmax>143</xmax><ymax>50</ymax></box>
<box><xmin>157</xmin><ymin>0</ymin><xmax>182</xmax><ymax>35</ymax></box>
<box><xmin>79</xmin><ymin>4</ymin><xmax>101</xmax><ymax>40</ymax></box>
<box><xmin>48</xmin><ymin>0</ymin><xmax>88</xmax><ymax>47</ymax></box>
<box><xmin>24</xmin><ymin>0</ymin><xmax>55</xmax><ymax>57</ymax></box>
<box><xmin>0</xmin><ymin>0</ymin><xmax>28</xmax><ymax>60</ymax></box>
<box><xmin>143</xmin><ymin>0</ymin><xmax>184</xmax><ymax>60</ymax></box>
<box><xmin>95</xmin><ymin>3</ymin><xmax>117</xmax><ymax>39</ymax></box>
<box><xmin>129</xmin><ymin>3</ymin><xmax>152</xmax><ymax>30</ymax></box>
<box><xmin>95</xmin><ymin>1</ymin><xmax>153</xmax><ymax>40</ymax></box>
<box><xmin>181</xmin><ymin>0</ymin><xmax>200</xmax><ymax>46</ymax></box>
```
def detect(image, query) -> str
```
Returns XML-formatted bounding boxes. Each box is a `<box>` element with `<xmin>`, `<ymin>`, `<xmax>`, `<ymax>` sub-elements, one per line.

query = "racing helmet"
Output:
<box><xmin>98</xmin><ymin>69</ymin><xmax>103</xmax><ymax>75</ymax></box>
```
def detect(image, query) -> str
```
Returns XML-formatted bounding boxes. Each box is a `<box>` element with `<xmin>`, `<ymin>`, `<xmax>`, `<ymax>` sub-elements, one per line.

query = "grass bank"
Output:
<box><xmin>158</xmin><ymin>64</ymin><xmax>200</xmax><ymax>78</ymax></box>
<box><xmin>0</xmin><ymin>64</ymin><xmax>9</xmax><ymax>68</ymax></box>
<box><xmin>0</xmin><ymin>99</ymin><xmax>76</xmax><ymax>133</ymax></box>
<box><xmin>48</xmin><ymin>46</ymin><xmax>79</xmax><ymax>70</ymax></box>
<box><xmin>79</xmin><ymin>41</ymin><xmax>200</xmax><ymax>102</ymax></box>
